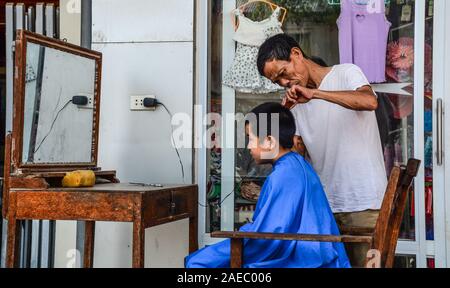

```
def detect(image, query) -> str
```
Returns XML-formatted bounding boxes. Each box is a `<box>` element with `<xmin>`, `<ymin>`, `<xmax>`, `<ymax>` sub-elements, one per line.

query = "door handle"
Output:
<box><xmin>436</xmin><ymin>99</ymin><xmax>444</xmax><ymax>166</ymax></box>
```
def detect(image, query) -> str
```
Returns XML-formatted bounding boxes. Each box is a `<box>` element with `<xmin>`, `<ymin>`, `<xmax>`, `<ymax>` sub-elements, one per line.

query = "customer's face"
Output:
<box><xmin>263</xmin><ymin>48</ymin><xmax>309</xmax><ymax>88</ymax></box>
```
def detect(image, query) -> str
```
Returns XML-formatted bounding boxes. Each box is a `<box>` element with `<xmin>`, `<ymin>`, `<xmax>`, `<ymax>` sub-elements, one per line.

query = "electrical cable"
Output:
<box><xmin>33</xmin><ymin>100</ymin><xmax>73</xmax><ymax>155</ymax></box>
<box><xmin>157</xmin><ymin>101</ymin><xmax>186</xmax><ymax>184</ymax></box>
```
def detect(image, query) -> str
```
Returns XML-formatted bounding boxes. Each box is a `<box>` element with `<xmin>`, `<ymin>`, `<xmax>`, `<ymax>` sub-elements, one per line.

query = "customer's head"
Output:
<box><xmin>245</xmin><ymin>102</ymin><xmax>296</xmax><ymax>164</ymax></box>
<box><xmin>257</xmin><ymin>34</ymin><xmax>316</xmax><ymax>88</ymax></box>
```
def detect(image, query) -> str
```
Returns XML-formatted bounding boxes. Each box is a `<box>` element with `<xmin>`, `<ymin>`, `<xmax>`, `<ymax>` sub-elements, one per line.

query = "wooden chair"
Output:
<box><xmin>211</xmin><ymin>158</ymin><xmax>421</xmax><ymax>268</ymax></box>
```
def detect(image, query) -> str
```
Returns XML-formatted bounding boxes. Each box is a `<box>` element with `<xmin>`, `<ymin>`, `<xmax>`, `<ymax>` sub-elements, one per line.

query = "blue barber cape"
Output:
<box><xmin>186</xmin><ymin>152</ymin><xmax>351</xmax><ymax>268</ymax></box>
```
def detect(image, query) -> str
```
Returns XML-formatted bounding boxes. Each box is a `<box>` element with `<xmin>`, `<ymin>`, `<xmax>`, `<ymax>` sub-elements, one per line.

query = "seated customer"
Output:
<box><xmin>186</xmin><ymin>103</ymin><xmax>350</xmax><ymax>268</ymax></box>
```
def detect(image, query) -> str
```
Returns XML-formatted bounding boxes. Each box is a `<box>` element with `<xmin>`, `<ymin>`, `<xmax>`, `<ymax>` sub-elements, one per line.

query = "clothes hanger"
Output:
<box><xmin>231</xmin><ymin>0</ymin><xmax>287</xmax><ymax>31</ymax></box>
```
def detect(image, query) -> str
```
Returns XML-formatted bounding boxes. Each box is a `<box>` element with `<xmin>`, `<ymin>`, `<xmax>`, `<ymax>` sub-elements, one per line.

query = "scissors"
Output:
<box><xmin>130</xmin><ymin>182</ymin><xmax>164</xmax><ymax>188</ymax></box>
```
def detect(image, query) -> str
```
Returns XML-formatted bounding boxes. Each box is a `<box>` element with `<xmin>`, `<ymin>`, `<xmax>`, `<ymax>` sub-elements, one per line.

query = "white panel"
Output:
<box><xmin>5</xmin><ymin>3</ymin><xmax>14</xmax><ymax>133</ymax></box>
<box><xmin>54</xmin><ymin>221</ymin><xmax>77</xmax><ymax>268</ymax></box>
<box><xmin>221</xmin><ymin>0</ymin><xmax>236</xmax><ymax>232</ymax></box>
<box><xmin>59</xmin><ymin>0</ymin><xmax>81</xmax><ymax>45</ymax></box>
<box><xmin>92</xmin><ymin>0</ymin><xmax>194</xmax><ymax>43</ymax></box>
<box><xmin>93</xmin><ymin>42</ymin><xmax>193</xmax><ymax>184</ymax></box>
<box><xmin>90</xmin><ymin>42</ymin><xmax>193</xmax><ymax>267</ymax></box>
<box><xmin>35</xmin><ymin>3</ymin><xmax>45</xmax><ymax>35</ymax></box>
<box><xmin>92</xmin><ymin>222</ymin><xmax>132</xmax><ymax>268</ymax></box>
<box><xmin>413</xmin><ymin>0</ymin><xmax>427</xmax><ymax>268</ymax></box>
<box><xmin>45</xmin><ymin>4</ymin><xmax>55</xmax><ymax>38</ymax></box>
<box><xmin>195</xmin><ymin>0</ymin><xmax>209</xmax><ymax>249</ymax></box>
<box><xmin>93</xmin><ymin>220</ymin><xmax>189</xmax><ymax>268</ymax></box>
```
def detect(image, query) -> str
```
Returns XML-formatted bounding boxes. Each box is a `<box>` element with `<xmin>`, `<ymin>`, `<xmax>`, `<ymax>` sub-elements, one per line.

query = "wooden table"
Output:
<box><xmin>6</xmin><ymin>183</ymin><xmax>198</xmax><ymax>268</ymax></box>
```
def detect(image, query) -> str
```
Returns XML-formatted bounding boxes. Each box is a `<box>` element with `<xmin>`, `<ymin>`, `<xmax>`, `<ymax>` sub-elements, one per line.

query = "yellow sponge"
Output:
<box><xmin>62</xmin><ymin>170</ymin><xmax>96</xmax><ymax>188</ymax></box>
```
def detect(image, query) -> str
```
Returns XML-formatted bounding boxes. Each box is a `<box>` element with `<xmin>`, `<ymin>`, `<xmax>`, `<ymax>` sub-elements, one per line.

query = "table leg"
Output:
<box><xmin>83</xmin><ymin>221</ymin><xmax>95</xmax><ymax>268</ymax></box>
<box><xmin>189</xmin><ymin>216</ymin><xmax>198</xmax><ymax>253</ymax></box>
<box><xmin>6</xmin><ymin>217</ymin><xmax>21</xmax><ymax>268</ymax></box>
<box><xmin>132</xmin><ymin>219</ymin><xmax>145</xmax><ymax>268</ymax></box>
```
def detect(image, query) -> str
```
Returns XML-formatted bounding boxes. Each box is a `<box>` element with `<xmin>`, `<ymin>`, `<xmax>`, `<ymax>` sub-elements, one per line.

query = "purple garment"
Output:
<box><xmin>337</xmin><ymin>0</ymin><xmax>391</xmax><ymax>83</ymax></box>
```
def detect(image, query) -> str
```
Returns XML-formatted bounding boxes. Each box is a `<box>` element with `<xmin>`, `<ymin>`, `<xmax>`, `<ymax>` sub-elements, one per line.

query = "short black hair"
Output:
<box><xmin>246</xmin><ymin>102</ymin><xmax>296</xmax><ymax>149</ymax></box>
<box><xmin>257</xmin><ymin>33</ymin><xmax>310</xmax><ymax>76</ymax></box>
<box><xmin>310</xmin><ymin>56</ymin><xmax>328</xmax><ymax>67</ymax></box>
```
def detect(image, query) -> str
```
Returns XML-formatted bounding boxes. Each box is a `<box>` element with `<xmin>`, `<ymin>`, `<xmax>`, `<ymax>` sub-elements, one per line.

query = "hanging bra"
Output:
<box><xmin>233</xmin><ymin>6</ymin><xmax>283</xmax><ymax>47</ymax></box>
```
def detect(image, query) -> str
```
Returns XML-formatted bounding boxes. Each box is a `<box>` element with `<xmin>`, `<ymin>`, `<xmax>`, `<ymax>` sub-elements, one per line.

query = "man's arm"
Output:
<box><xmin>313</xmin><ymin>85</ymin><xmax>378</xmax><ymax>111</ymax></box>
<box><xmin>284</xmin><ymin>85</ymin><xmax>378</xmax><ymax>111</ymax></box>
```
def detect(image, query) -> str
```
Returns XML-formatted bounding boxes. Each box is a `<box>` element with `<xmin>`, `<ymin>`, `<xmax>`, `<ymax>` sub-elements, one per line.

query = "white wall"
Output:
<box><xmin>55</xmin><ymin>0</ymin><xmax>195</xmax><ymax>268</ymax></box>
<box><xmin>90</xmin><ymin>0</ymin><xmax>194</xmax><ymax>268</ymax></box>
<box><xmin>59</xmin><ymin>0</ymin><xmax>81</xmax><ymax>46</ymax></box>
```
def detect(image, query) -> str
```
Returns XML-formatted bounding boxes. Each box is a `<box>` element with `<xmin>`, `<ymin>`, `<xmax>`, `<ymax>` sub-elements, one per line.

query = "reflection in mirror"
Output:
<box><xmin>22</xmin><ymin>42</ymin><xmax>96</xmax><ymax>164</ymax></box>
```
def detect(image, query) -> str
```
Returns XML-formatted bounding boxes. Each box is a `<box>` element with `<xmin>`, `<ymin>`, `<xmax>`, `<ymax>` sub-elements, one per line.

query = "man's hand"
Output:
<box><xmin>282</xmin><ymin>85</ymin><xmax>316</xmax><ymax>109</ymax></box>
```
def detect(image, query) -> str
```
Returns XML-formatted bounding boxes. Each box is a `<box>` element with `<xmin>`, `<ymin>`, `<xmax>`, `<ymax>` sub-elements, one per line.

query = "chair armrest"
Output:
<box><xmin>211</xmin><ymin>231</ymin><xmax>373</xmax><ymax>244</ymax></box>
<box><xmin>339</xmin><ymin>226</ymin><xmax>374</xmax><ymax>236</ymax></box>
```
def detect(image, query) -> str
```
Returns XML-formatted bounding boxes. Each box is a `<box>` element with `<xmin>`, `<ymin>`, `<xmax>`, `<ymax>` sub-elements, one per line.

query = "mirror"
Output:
<box><xmin>22</xmin><ymin>42</ymin><xmax>96</xmax><ymax>164</ymax></box>
<box><xmin>13</xmin><ymin>30</ymin><xmax>102</xmax><ymax>169</ymax></box>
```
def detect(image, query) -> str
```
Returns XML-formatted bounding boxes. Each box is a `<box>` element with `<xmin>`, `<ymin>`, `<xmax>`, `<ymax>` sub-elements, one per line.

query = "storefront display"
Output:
<box><xmin>202</xmin><ymin>0</ymin><xmax>449</xmax><ymax>268</ymax></box>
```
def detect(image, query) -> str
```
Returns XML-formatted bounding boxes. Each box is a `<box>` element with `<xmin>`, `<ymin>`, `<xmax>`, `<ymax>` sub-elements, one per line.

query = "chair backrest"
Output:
<box><xmin>371</xmin><ymin>158</ymin><xmax>421</xmax><ymax>268</ymax></box>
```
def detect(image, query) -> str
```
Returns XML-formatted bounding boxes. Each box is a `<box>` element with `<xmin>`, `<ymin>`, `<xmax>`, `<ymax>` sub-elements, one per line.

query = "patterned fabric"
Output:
<box><xmin>223</xmin><ymin>7</ymin><xmax>284</xmax><ymax>94</ymax></box>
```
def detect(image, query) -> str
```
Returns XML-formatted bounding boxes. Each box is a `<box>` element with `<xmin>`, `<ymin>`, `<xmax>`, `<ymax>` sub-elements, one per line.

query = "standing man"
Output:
<box><xmin>257</xmin><ymin>34</ymin><xmax>387</xmax><ymax>267</ymax></box>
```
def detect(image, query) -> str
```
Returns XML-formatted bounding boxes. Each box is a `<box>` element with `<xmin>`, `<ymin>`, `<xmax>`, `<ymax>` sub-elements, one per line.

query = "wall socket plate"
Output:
<box><xmin>77</xmin><ymin>93</ymin><xmax>94</xmax><ymax>109</ymax></box>
<box><xmin>130</xmin><ymin>95</ymin><xmax>156</xmax><ymax>111</ymax></box>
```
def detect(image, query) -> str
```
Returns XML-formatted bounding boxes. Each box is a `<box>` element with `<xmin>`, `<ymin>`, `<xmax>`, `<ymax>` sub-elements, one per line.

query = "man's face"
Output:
<box><xmin>263</xmin><ymin>48</ymin><xmax>309</xmax><ymax>88</ymax></box>
<box><xmin>246</xmin><ymin>124</ymin><xmax>276</xmax><ymax>165</ymax></box>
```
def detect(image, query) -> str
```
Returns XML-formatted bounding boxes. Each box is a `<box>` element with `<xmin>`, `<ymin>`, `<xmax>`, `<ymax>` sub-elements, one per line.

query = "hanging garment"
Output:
<box><xmin>223</xmin><ymin>7</ymin><xmax>284</xmax><ymax>94</ymax></box>
<box><xmin>337</xmin><ymin>0</ymin><xmax>391</xmax><ymax>83</ymax></box>
<box><xmin>185</xmin><ymin>152</ymin><xmax>351</xmax><ymax>268</ymax></box>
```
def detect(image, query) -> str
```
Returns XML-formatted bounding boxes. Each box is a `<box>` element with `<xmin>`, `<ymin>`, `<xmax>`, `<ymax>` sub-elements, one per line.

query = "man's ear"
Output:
<box><xmin>292</xmin><ymin>135</ymin><xmax>306</xmax><ymax>157</ymax></box>
<box><xmin>290</xmin><ymin>47</ymin><xmax>304</xmax><ymax>62</ymax></box>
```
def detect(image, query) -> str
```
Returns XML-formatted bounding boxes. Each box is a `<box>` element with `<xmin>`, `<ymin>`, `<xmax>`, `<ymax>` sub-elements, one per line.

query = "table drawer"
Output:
<box><xmin>149</xmin><ymin>192</ymin><xmax>172</xmax><ymax>220</ymax></box>
<box><xmin>171</xmin><ymin>189</ymin><xmax>194</xmax><ymax>215</ymax></box>
<box><xmin>144</xmin><ymin>188</ymin><xmax>195</xmax><ymax>226</ymax></box>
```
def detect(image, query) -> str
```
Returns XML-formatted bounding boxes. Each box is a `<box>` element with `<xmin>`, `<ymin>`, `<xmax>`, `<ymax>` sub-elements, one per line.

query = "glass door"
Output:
<box><xmin>201</xmin><ymin>0</ymin><xmax>447</xmax><ymax>267</ymax></box>
<box><xmin>432</xmin><ymin>0</ymin><xmax>450</xmax><ymax>268</ymax></box>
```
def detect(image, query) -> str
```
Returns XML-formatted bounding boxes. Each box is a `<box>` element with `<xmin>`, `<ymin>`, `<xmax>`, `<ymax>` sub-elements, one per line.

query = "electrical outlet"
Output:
<box><xmin>76</xmin><ymin>93</ymin><xmax>94</xmax><ymax>109</ymax></box>
<box><xmin>130</xmin><ymin>95</ymin><xmax>156</xmax><ymax>111</ymax></box>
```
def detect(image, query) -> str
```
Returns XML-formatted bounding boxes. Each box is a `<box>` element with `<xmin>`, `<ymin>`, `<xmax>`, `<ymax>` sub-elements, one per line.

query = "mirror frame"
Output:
<box><xmin>12</xmin><ymin>30</ymin><xmax>102</xmax><ymax>172</ymax></box>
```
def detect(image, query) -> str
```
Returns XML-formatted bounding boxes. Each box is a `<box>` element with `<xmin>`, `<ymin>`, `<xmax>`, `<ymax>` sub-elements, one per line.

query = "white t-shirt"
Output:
<box><xmin>291</xmin><ymin>64</ymin><xmax>387</xmax><ymax>213</ymax></box>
